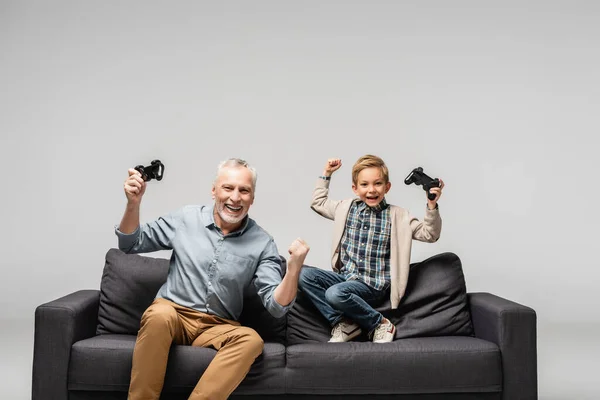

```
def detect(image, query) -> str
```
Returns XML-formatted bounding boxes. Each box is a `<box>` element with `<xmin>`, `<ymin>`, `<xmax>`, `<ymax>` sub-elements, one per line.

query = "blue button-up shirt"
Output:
<box><xmin>115</xmin><ymin>205</ymin><xmax>291</xmax><ymax>320</ymax></box>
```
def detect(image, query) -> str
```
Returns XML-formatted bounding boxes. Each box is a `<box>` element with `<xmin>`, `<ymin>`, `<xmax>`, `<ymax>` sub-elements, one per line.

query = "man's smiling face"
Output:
<box><xmin>212</xmin><ymin>166</ymin><xmax>255</xmax><ymax>227</ymax></box>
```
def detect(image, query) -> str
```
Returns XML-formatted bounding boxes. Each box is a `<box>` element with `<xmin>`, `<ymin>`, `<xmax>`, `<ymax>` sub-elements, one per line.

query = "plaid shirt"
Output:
<box><xmin>339</xmin><ymin>198</ymin><xmax>391</xmax><ymax>291</ymax></box>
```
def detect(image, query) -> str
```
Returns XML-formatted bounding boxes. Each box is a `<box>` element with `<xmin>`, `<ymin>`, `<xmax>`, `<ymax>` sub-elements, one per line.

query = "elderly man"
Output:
<box><xmin>116</xmin><ymin>158</ymin><xmax>309</xmax><ymax>400</ymax></box>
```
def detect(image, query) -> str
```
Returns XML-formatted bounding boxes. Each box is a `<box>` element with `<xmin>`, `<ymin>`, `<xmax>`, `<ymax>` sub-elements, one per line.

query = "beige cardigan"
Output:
<box><xmin>311</xmin><ymin>178</ymin><xmax>442</xmax><ymax>309</ymax></box>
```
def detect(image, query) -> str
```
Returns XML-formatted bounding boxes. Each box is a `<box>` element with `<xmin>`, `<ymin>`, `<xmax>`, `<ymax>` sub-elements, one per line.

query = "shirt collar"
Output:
<box><xmin>356</xmin><ymin>198</ymin><xmax>389</xmax><ymax>212</ymax></box>
<box><xmin>204</xmin><ymin>205</ymin><xmax>250</xmax><ymax>236</ymax></box>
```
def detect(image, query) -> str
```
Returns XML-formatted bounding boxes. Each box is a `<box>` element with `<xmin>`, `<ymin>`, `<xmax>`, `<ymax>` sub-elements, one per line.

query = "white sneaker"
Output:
<box><xmin>372</xmin><ymin>318</ymin><xmax>396</xmax><ymax>343</ymax></box>
<box><xmin>329</xmin><ymin>320</ymin><xmax>362</xmax><ymax>343</ymax></box>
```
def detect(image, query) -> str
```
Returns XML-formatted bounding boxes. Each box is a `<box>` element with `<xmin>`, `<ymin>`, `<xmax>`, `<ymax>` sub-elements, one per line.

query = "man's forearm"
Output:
<box><xmin>273</xmin><ymin>268</ymin><xmax>301</xmax><ymax>307</ymax></box>
<box><xmin>119</xmin><ymin>203</ymin><xmax>141</xmax><ymax>234</ymax></box>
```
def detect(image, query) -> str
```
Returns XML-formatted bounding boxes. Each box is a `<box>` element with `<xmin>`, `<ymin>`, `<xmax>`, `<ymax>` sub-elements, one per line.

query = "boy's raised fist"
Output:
<box><xmin>324</xmin><ymin>158</ymin><xmax>342</xmax><ymax>175</ymax></box>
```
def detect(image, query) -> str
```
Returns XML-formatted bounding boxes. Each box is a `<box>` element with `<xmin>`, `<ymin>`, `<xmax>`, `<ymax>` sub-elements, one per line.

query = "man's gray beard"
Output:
<box><xmin>216</xmin><ymin>204</ymin><xmax>246</xmax><ymax>224</ymax></box>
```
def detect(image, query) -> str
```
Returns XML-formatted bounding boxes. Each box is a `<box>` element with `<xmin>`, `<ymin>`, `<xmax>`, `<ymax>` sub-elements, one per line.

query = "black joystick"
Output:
<box><xmin>404</xmin><ymin>167</ymin><xmax>440</xmax><ymax>201</ymax></box>
<box><xmin>134</xmin><ymin>160</ymin><xmax>165</xmax><ymax>182</ymax></box>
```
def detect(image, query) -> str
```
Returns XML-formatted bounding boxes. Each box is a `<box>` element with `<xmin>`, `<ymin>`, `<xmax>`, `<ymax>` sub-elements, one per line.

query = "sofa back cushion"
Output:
<box><xmin>96</xmin><ymin>248</ymin><xmax>287</xmax><ymax>343</ymax></box>
<box><xmin>286</xmin><ymin>252</ymin><xmax>474</xmax><ymax>344</ymax></box>
<box><xmin>97</xmin><ymin>249</ymin><xmax>169</xmax><ymax>335</ymax></box>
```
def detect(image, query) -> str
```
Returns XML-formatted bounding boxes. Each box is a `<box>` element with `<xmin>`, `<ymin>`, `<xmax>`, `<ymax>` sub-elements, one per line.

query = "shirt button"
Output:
<box><xmin>208</xmin><ymin>282</ymin><xmax>212</xmax><ymax>286</ymax></box>
<box><xmin>206</xmin><ymin>304</ymin><xmax>210</xmax><ymax>308</ymax></box>
<box><xmin>212</xmin><ymin>259</ymin><xmax>217</xmax><ymax>264</ymax></box>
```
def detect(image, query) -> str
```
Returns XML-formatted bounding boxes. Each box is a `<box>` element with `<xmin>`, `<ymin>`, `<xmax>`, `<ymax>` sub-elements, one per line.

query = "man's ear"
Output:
<box><xmin>211</xmin><ymin>185</ymin><xmax>216</xmax><ymax>199</ymax></box>
<box><xmin>385</xmin><ymin>181</ymin><xmax>392</xmax><ymax>193</ymax></box>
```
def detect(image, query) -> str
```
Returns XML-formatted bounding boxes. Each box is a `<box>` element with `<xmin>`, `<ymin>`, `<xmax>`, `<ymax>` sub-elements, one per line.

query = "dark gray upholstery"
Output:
<box><xmin>32</xmin><ymin>249</ymin><xmax>537</xmax><ymax>400</ymax></box>
<box><xmin>97</xmin><ymin>249</ymin><xmax>169</xmax><ymax>335</ymax></box>
<box><xmin>285</xmin><ymin>337</ymin><xmax>501</xmax><ymax>394</ymax></box>
<box><xmin>287</xmin><ymin>252</ymin><xmax>474</xmax><ymax>344</ymax></box>
<box><xmin>387</xmin><ymin>252</ymin><xmax>474</xmax><ymax>338</ymax></box>
<box><xmin>32</xmin><ymin>290</ymin><xmax>99</xmax><ymax>400</ymax></box>
<box><xmin>469</xmin><ymin>293</ymin><xmax>538</xmax><ymax>400</ymax></box>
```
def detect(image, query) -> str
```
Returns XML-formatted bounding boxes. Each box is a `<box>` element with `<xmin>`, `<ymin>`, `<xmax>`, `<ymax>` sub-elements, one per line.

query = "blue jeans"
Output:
<box><xmin>298</xmin><ymin>266</ymin><xmax>388</xmax><ymax>334</ymax></box>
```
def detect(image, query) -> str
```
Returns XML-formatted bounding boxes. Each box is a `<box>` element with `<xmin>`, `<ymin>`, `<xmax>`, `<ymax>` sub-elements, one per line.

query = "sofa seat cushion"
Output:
<box><xmin>68</xmin><ymin>334</ymin><xmax>286</xmax><ymax>395</ymax></box>
<box><xmin>285</xmin><ymin>337</ymin><xmax>501</xmax><ymax>395</ymax></box>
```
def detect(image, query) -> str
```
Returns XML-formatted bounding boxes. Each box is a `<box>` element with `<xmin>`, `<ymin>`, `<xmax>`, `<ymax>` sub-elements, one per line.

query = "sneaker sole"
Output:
<box><xmin>328</xmin><ymin>327</ymin><xmax>362</xmax><ymax>343</ymax></box>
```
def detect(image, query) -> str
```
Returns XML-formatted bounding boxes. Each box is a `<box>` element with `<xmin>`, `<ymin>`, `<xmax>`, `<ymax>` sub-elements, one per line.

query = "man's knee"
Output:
<box><xmin>237</xmin><ymin>327</ymin><xmax>264</xmax><ymax>358</ymax></box>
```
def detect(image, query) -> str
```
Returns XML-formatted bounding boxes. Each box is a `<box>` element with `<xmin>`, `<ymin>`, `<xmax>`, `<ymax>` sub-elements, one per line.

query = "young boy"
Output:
<box><xmin>298</xmin><ymin>155</ymin><xmax>444</xmax><ymax>343</ymax></box>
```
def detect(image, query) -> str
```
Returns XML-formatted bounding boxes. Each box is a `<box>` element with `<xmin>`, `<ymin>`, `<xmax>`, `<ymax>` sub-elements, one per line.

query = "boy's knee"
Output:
<box><xmin>325</xmin><ymin>286</ymin><xmax>343</xmax><ymax>306</ymax></box>
<box><xmin>298</xmin><ymin>267</ymin><xmax>315</xmax><ymax>288</ymax></box>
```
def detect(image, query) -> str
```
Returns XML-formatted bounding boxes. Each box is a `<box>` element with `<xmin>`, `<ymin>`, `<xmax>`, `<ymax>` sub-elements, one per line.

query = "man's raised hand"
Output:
<box><xmin>124</xmin><ymin>168</ymin><xmax>147</xmax><ymax>204</ymax></box>
<box><xmin>287</xmin><ymin>238</ymin><xmax>310</xmax><ymax>274</ymax></box>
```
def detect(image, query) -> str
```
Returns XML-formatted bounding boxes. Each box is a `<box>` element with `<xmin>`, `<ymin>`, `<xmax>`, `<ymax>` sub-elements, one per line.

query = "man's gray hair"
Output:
<box><xmin>215</xmin><ymin>158</ymin><xmax>258</xmax><ymax>190</ymax></box>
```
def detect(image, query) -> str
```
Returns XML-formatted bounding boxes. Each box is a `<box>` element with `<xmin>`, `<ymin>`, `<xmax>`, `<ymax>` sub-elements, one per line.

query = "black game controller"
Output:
<box><xmin>134</xmin><ymin>160</ymin><xmax>165</xmax><ymax>182</ymax></box>
<box><xmin>404</xmin><ymin>167</ymin><xmax>440</xmax><ymax>201</ymax></box>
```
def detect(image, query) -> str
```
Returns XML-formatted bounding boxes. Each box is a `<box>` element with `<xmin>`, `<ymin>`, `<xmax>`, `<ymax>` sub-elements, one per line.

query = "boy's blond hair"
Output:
<box><xmin>351</xmin><ymin>155</ymin><xmax>390</xmax><ymax>184</ymax></box>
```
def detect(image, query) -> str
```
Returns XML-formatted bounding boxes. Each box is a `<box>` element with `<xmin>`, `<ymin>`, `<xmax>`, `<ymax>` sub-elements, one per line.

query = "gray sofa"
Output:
<box><xmin>32</xmin><ymin>250</ymin><xmax>537</xmax><ymax>400</ymax></box>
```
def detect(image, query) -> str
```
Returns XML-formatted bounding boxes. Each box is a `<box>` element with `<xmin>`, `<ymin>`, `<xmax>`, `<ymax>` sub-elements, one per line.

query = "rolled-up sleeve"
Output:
<box><xmin>115</xmin><ymin>208</ymin><xmax>184</xmax><ymax>254</ymax></box>
<box><xmin>254</xmin><ymin>239</ymin><xmax>295</xmax><ymax>318</ymax></box>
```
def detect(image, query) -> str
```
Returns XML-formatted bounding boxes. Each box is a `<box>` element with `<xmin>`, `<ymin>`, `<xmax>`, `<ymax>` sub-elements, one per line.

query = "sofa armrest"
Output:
<box><xmin>32</xmin><ymin>290</ymin><xmax>100</xmax><ymax>400</ymax></box>
<box><xmin>468</xmin><ymin>292</ymin><xmax>537</xmax><ymax>400</ymax></box>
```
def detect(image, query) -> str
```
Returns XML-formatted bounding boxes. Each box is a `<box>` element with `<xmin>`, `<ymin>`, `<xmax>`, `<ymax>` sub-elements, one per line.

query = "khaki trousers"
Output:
<box><xmin>128</xmin><ymin>298</ymin><xmax>264</xmax><ymax>400</ymax></box>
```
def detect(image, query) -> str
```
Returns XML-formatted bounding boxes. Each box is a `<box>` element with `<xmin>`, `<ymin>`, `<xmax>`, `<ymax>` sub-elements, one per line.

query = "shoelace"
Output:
<box><xmin>373</xmin><ymin>322</ymin><xmax>390</xmax><ymax>341</ymax></box>
<box><xmin>331</xmin><ymin>324</ymin><xmax>343</xmax><ymax>337</ymax></box>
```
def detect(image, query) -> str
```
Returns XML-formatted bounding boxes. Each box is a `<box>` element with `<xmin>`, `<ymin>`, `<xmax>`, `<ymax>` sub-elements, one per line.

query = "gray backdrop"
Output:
<box><xmin>1</xmin><ymin>1</ymin><xmax>598</xmax><ymax>398</ymax></box>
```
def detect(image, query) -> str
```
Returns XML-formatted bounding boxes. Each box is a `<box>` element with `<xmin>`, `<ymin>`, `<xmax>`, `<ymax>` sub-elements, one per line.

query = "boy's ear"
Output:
<box><xmin>385</xmin><ymin>181</ymin><xmax>392</xmax><ymax>193</ymax></box>
<box><xmin>352</xmin><ymin>183</ymin><xmax>358</xmax><ymax>195</ymax></box>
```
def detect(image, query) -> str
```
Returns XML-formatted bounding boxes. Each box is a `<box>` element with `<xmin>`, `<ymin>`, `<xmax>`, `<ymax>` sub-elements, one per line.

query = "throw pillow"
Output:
<box><xmin>97</xmin><ymin>248</ymin><xmax>169</xmax><ymax>335</ymax></box>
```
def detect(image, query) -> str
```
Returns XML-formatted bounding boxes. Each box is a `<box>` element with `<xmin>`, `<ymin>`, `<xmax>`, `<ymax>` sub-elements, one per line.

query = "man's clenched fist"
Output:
<box><xmin>124</xmin><ymin>168</ymin><xmax>146</xmax><ymax>204</ymax></box>
<box><xmin>287</xmin><ymin>238</ymin><xmax>310</xmax><ymax>273</ymax></box>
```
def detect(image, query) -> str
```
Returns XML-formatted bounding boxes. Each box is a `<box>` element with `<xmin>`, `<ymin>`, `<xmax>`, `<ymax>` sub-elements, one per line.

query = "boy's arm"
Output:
<box><xmin>410</xmin><ymin>179</ymin><xmax>444</xmax><ymax>242</ymax></box>
<box><xmin>310</xmin><ymin>158</ymin><xmax>343</xmax><ymax>220</ymax></box>
<box><xmin>410</xmin><ymin>207</ymin><xmax>442</xmax><ymax>243</ymax></box>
